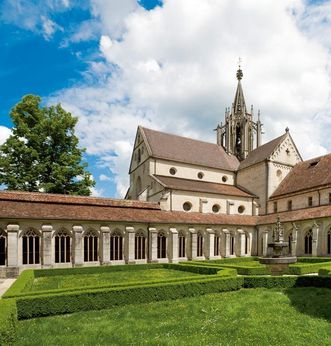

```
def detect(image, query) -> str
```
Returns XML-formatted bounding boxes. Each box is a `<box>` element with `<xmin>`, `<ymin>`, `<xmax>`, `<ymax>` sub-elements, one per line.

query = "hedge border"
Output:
<box><xmin>0</xmin><ymin>299</ymin><xmax>17</xmax><ymax>345</ymax></box>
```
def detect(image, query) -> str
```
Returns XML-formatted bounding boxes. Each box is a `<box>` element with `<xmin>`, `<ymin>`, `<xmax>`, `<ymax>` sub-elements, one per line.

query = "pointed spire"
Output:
<box><xmin>233</xmin><ymin>64</ymin><xmax>246</xmax><ymax>116</ymax></box>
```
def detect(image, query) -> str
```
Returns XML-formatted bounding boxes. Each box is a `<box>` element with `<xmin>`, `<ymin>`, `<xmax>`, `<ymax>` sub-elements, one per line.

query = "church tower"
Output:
<box><xmin>216</xmin><ymin>65</ymin><xmax>262</xmax><ymax>161</ymax></box>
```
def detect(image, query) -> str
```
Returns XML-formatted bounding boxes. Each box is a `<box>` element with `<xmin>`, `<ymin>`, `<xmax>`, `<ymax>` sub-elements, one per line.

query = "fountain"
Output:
<box><xmin>259</xmin><ymin>217</ymin><xmax>297</xmax><ymax>275</ymax></box>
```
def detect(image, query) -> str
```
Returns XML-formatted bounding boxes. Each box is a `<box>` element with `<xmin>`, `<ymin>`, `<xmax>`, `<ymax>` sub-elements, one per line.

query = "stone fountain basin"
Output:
<box><xmin>259</xmin><ymin>256</ymin><xmax>297</xmax><ymax>265</ymax></box>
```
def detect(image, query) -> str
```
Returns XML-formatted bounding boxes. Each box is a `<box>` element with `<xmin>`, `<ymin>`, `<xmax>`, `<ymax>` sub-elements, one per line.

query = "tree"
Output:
<box><xmin>0</xmin><ymin>95</ymin><xmax>95</xmax><ymax>195</ymax></box>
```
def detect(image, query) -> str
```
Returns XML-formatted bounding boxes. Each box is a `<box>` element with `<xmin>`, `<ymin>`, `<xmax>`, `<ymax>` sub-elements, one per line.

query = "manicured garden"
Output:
<box><xmin>15</xmin><ymin>288</ymin><xmax>331</xmax><ymax>346</ymax></box>
<box><xmin>1</xmin><ymin>257</ymin><xmax>331</xmax><ymax>345</ymax></box>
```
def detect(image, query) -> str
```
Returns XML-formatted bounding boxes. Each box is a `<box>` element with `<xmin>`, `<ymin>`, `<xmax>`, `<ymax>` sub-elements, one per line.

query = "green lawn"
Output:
<box><xmin>26</xmin><ymin>268</ymin><xmax>199</xmax><ymax>292</ymax></box>
<box><xmin>16</xmin><ymin>288</ymin><xmax>331</xmax><ymax>346</ymax></box>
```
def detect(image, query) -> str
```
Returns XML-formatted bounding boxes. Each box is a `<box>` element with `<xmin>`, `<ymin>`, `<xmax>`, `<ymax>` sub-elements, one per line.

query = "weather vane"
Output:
<box><xmin>238</xmin><ymin>57</ymin><xmax>242</xmax><ymax>68</ymax></box>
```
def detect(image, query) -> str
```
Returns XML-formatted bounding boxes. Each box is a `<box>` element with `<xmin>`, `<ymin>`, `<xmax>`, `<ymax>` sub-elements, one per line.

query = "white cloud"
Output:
<box><xmin>50</xmin><ymin>0</ymin><xmax>331</xmax><ymax>197</ymax></box>
<box><xmin>99</xmin><ymin>174</ymin><xmax>112</xmax><ymax>181</ymax></box>
<box><xmin>0</xmin><ymin>126</ymin><xmax>11</xmax><ymax>145</ymax></box>
<box><xmin>90</xmin><ymin>186</ymin><xmax>104</xmax><ymax>197</ymax></box>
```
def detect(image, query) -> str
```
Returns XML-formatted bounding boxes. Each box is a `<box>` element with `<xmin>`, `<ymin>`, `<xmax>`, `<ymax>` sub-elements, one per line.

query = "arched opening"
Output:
<box><xmin>327</xmin><ymin>230</ymin><xmax>331</xmax><ymax>255</ymax></box>
<box><xmin>230</xmin><ymin>234</ymin><xmax>235</xmax><ymax>255</ymax></box>
<box><xmin>197</xmin><ymin>232</ymin><xmax>204</xmax><ymax>257</ymax></box>
<box><xmin>84</xmin><ymin>230</ymin><xmax>98</xmax><ymax>262</ymax></box>
<box><xmin>22</xmin><ymin>229</ymin><xmax>40</xmax><ymax>265</ymax></box>
<box><xmin>304</xmin><ymin>229</ymin><xmax>313</xmax><ymax>255</ymax></box>
<box><xmin>244</xmin><ymin>233</ymin><xmax>249</xmax><ymax>255</ymax></box>
<box><xmin>157</xmin><ymin>232</ymin><xmax>167</xmax><ymax>259</ymax></box>
<box><xmin>214</xmin><ymin>234</ymin><xmax>220</xmax><ymax>256</ymax></box>
<box><xmin>288</xmin><ymin>232</ymin><xmax>293</xmax><ymax>255</ymax></box>
<box><xmin>110</xmin><ymin>231</ymin><xmax>123</xmax><ymax>261</ymax></box>
<box><xmin>136</xmin><ymin>176</ymin><xmax>142</xmax><ymax>197</ymax></box>
<box><xmin>260</xmin><ymin>237</ymin><xmax>264</xmax><ymax>256</ymax></box>
<box><xmin>55</xmin><ymin>229</ymin><xmax>71</xmax><ymax>263</ymax></box>
<box><xmin>178</xmin><ymin>231</ymin><xmax>186</xmax><ymax>258</ymax></box>
<box><xmin>135</xmin><ymin>232</ymin><xmax>146</xmax><ymax>260</ymax></box>
<box><xmin>0</xmin><ymin>230</ymin><xmax>6</xmax><ymax>266</ymax></box>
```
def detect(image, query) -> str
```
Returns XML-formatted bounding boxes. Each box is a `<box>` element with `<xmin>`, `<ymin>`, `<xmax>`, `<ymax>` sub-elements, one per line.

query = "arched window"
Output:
<box><xmin>304</xmin><ymin>229</ymin><xmax>313</xmax><ymax>255</ymax></box>
<box><xmin>22</xmin><ymin>229</ymin><xmax>40</xmax><ymax>265</ymax></box>
<box><xmin>260</xmin><ymin>237</ymin><xmax>264</xmax><ymax>255</ymax></box>
<box><xmin>327</xmin><ymin>230</ymin><xmax>331</xmax><ymax>255</ymax></box>
<box><xmin>214</xmin><ymin>234</ymin><xmax>220</xmax><ymax>256</ymax></box>
<box><xmin>178</xmin><ymin>231</ymin><xmax>186</xmax><ymax>258</ymax></box>
<box><xmin>55</xmin><ymin>230</ymin><xmax>71</xmax><ymax>263</ymax></box>
<box><xmin>135</xmin><ymin>232</ymin><xmax>146</xmax><ymax>260</ymax></box>
<box><xmin>230</xmin><ymin>234</ymin><xmax>235</xmax><ymax>255</ymax></box>
<box><xmin>84</xmin><ymin>230</ymin><xmax>98</xmax><ymax>262</ymax></box>
<box><xmin>110</xmin><ymin>231</ymin><xmax>123</xmax><ymax>261</ymax></box>
<box><xmin>245</xmin><ymin>233</ymin><xmax>249</xmax><ymax>255</ymax></box>
<box><xmin>197</xmin><ymin>232</ymin><xmax>204</xmax><ymax>257</ymax></box>
<box><xmin>157</xmin><ymin>232</ymin><xmax>167</xmax><ymax>259</ymax></box>
<box><xmin>288</xmin><ymin>232</ymin><xmax>293</xmax><ymax>255</ymax></box>
<box><xmin>136</xmin><ymin>176</ymin><xmax>142</xmax><ymax>197</ymax></box>
<box><xmin>0</xmin><ymin>230</ymin><xmax>6</xmax><ymax>266</ymax></box>
<box><xmin>137</xmin><ymin>148</ymin><xmax>141</xmax><ymax>163</ymax></box>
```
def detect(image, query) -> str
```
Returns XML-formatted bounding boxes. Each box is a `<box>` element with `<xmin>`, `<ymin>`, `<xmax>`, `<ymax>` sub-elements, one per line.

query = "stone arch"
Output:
<box><xmin>178</xmin><ymin>230</ymin><xmax>186</xmax><ymax>258</ymax></box>
<box><xmin>304</xmin><ymin>229</ymin><xmax>313</xmax><ymax>255</ymax></box>
<box><xmin>135</xmin><ymin>229</ymin><xmax>147</xmax><ymax>260</ymax></box>
<box><xmin>83</xmin><ymin>229</ymin><xmax>99</xmax><ymax>262</ymax></box>
<box><xmin>0</xmin><ymin>229</ymin><xmax>7</xmax><ymax>266</ymax></box>
<box><xmin>244</xmin><ymin>231</ymin><xmax>250</xmax><ymax>255</ymax></box>
<box><xmin>197</xmin><ymin>231</ymin><xmax>204</xmax><ymax>257</ymax></box>
<box><xmin>22</xmin><ymin>228</ymin><xmax>41</xmax><ymax>265</ymax></box>
<box><xmin>157</xmin><ymin>230</ymin><xmax>167</xmax><ymax>259</ymax></box>
<box><xmin>110</xmin><ymin>229</ymin><xmax>124</xmax><ymax>261</ymax></box>
<box><xmin>54</xmin><ymin>228</ymin><xmax>72</xmax><ymax>263</ymax></box>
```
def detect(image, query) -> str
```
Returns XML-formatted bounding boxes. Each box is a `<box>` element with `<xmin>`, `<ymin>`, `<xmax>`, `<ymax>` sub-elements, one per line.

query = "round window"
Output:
<box><xmin>238</xmin><ymin>205</ymin><xmax>245</xmax><ymax>214</ymax></box>
<box><xmin>212</xmin><ymin>204</ymin><xmax>220</xmax><ymax>213</ymax></box>
<box><xmin>222</xmin><ymin>176</ymin><xmax>228</xmax><ymax>183</ymax></box>
<box><xmin>197</xmin><ymin>172</ymin><xmax>204</xmax><ymax>179</ymax></box>
<box><xmin>276</xmin><ymin>169</ymin><xmax>282</xmax><ymax>177</ymax></box>
<box><xmin>169</xmin><ymin>167</ymin><xmax>177</xmax><ymax>175</ymax></box>
<box><xmin>183</xmin><ymin>202</ymin><xmax>192</xmax><ymax>211</ymax></box>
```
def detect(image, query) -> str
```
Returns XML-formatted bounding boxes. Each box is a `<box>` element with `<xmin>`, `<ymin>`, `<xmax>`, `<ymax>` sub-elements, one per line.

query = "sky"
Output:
<box><xmin>0</xmin><ymin>0</ymin><xmax>331</xmax><ymax>198</ymax></box>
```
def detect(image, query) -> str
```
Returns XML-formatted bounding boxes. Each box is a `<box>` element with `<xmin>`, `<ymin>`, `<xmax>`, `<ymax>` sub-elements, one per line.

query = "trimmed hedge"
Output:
<box><xmin>15</xmin><ymin>276</ymin><xmax>244</xmax><ymax>319</ymax></box>
<box><xmin>206</xmin><ymin>257</ymin><xmax>259</xmax><ymax>264</ymax></box>
<box><xmin>244</xmin><ymin>276</ymin><xmax>331</xmax><ymax>289</ymax></box>
<box><xmin>164</xmin><ymin>263</ymin><xmax>236</xmax><ymax>276</ymax></box>
<box><xmin>297</xmin><ymin>257</ymin><xmax>331</xmax><ymax>263</ymax></box>
<box><xmin>319</xmin><ymin>267</ymin><xmax>331</xmax><ymax>276</ymax></box>
<box><xmin>0</xmin><ymin>299</ymin><xmax>17</xmax><ymax>345</ymax></box>
<box><xmin>289</xmin><ymin>262</ymin><xmax>331</xmax><ymax>275</ymax></box>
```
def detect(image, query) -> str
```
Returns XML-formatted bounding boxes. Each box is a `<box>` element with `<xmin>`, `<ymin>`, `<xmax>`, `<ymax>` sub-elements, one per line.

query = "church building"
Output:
<box><xmin>0</xmin><ymin>67</ymin><xmax>331</xmax><ymax>277</ymax></box>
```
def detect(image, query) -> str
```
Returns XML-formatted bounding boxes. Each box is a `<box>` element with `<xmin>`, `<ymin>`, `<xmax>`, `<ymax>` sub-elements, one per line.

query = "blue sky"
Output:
<box><xmin>0</xmin><ymin>0</ymin><xmax>330</xmax><ymax>198</ymax></box>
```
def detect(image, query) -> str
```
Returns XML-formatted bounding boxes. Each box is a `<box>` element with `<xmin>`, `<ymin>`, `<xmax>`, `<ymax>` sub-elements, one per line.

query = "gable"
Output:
<box><xmin>128</xmin><ymin>126</ymin><xmax>151</xmax><ymax>173</ymax></box>
<box><xmin>269</xmin><ymin>133</ymin><xmax>302</xmax><ymax>166</ymax></box>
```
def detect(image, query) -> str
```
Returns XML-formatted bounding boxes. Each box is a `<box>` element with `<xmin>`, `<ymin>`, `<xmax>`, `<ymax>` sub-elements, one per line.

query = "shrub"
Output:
<box><xmin>318</xmin><ymin>267</ymin><xmax>331</xmax><ymax>276</ymax></box>
<box><xmin>0</xmin><ymin>299</ymin><xmax>17</xmax><ymax>345</ymax></box>
<box><xmin>163</xmin><ymin>263</ymin><xmax>236</xmax><ymax>276</ymax></box>
<box><xmin>297</xmin><ymin>257</ymin><xmax>331</xmax><ymax>263</ymax></box>
<box><xmin>15</xmin><ymin>276</ymin><xmax>244</xmax><ymax>319</ymax></box>
<box><xmin>289</xmin><ymin>262</ymin><xmax>331</xmax><ymax>275</ymax></box>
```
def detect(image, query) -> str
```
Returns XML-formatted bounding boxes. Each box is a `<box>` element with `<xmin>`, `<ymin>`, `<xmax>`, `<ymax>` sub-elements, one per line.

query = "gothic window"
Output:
<box><xmin>0</xmin><ymin>230</ymin><xmax>6</xmax><ymax>266</ymax></box>
<box><xmin>157</xmin><ymin>232</ymin><xmax>167</xmax><ymax>259</ymax></box>
<box><xmin>178</xmin><ymin>232</ymin><xmax>186</xmax><ymax>258</ymax></box>
<box><xmin>260</xmin><ymin>237</ymin><xmax>264</xmax><ymax>255</ymax></box>
<box><xmin>22</xmin><ymin>229</ymin><xmax>40</xmax><ymax>265</ymax></box>
<box><xmin>110</xmin><ymin>231</ymin><xmax>123</xmax><ymax>261</ymax></box>
<box><xmin>304</xmin><ymin>229</ymin><xmax>313</xmax><ymax>255</ymax></box>
<box><xmin>214</xmin><ymin>235</ymin><xmax>220</xmax><ymax>256</ymax></box>
<box><xmin>230</xmin><ymin>234</ymin><xmax>235</xmax><ymax>255</ymax></box>
<box><xmin>135</xmin><ymin>232</ymin><xmax>146</xmax><ymax>260</ymax></box>
<box><xmin>55</xmin><ymin>230</ymin><xmax>71</xmax><ymax>263</ymax></box>
<box><xmin>287</xmin><ymin>200</ymin><xmax>292</xmax><ymax>211</ymax></box>
<box><xmin>136</xmin><ymin>176</ymin><xmax>142</xmax><ymax>197</ymax></box>
<box><xmin>84</xmin><ymin>230</ymin><xmax>98</xmax><ymax>262</ymax></box>
<box><xmin>327</xmin><ymin>230</ymin><xmax>331</xmax><ymax>255</ymax></box>
<box><xmin>197</xmin><ymin>232</ymin><xmax>203</xmax><ymax>257</ymax></box>
<box><xmin>308</xmin><ymin>196</ymin><xmax>313</xmax><ymax>207</ymax></box>
<box><xmin>288</xmin><ymin>232</ymin><xmax>293</xmax><ymax>255</ymax></box>
<box><xmin>273</xmin><ymin>202</ymin><xmax>278</xmax><ymax>213</ymax></box>
<box><xmin>245</xmin><ymin>233</ymin><xmax>249</xmax><ymax>255</ymax></box>
<box><xmin>137</xmin><ymin>148</ymin><xmax>141</xmax><ymax>163</ymax></box>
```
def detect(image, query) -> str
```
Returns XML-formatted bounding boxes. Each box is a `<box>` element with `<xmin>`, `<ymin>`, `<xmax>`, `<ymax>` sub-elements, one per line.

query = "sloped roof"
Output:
<box><xmin>0</xmin><ymin>191</ymin><xmax>257</xmax><ymax>226</ymax></box>
<box><xmin>258</xmin><ymin>205</ymin><xmax>331</xmax><ymax>225</ymax></box>
<box><xmin>0</xmin><ymin>190</ymin><xmax>160</xmax><ymax>210</ymax></box>
<box><xmin>239</xmin><ymin>133</ymin><xmax>287</xmax><ymax>170</ymax></box>
<box><xmin>153</xmin><ymin>175</ymin><xmax>255</xmax><ymax>198</ymax></box>
<box><xmin>270</xmin><ymin>153</ymin><xmax>331</xmax><ymax>198</ymax></box>
<box><xmin>141</xmin><ymin>127</ymin><xmax>239</xmax><ymax>171</ymax></box>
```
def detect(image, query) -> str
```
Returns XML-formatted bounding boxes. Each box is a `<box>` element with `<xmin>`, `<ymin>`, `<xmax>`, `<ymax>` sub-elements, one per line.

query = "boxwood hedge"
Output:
<box><xmin>289</xmin><ymin>262</ymin><xmax>331</xmax><ymax>275</ymax></box>
<box><xmin>0</xmin><ymin>299</ymin><xmax>17</xmax><ymax>345</ymax></box>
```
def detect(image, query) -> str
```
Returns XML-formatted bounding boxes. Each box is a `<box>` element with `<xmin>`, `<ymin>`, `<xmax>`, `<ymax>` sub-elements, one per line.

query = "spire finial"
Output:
<box><xmin>236</xmin><ymin>57</ymin><xmax>243</xmax><ymax>80</ymax></box>
<box><xmin>285</xmin><ymin>127</ymin><xmax>289</xmax><ymax>133</ymax></box>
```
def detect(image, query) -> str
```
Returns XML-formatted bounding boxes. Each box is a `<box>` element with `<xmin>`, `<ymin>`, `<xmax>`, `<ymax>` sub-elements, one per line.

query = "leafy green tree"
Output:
<box><xmin>0</xmin><ymin>95</ymin><xmax>95</xmax><ymax>195</ymax></box>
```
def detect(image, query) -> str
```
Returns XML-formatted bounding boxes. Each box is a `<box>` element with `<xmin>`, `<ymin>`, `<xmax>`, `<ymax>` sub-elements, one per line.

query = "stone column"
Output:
<box><xmin>262</xmin><ymin>231</ymin><xmax>268</xmax><ymax>257</ymax></box>
<box><xmin>125</xmin><ymin>226</ymin><xmax>136</xmax><ymax>264</ymax></box>
<box><xmin>100</xmin><ymin>226</ymin><xmax>110</xmax><ymax>264</ymax></box>
<box><xmin>42</xmin><ymin>225</ymin><xmax>53</xmax><ymax>267</ymax></box>
<box><xmin>205</xmin><ymin>228</ymin><xmax>215</xmax><ymax>259</ymax></box>
<box><xmin>169</xmin><ymin>228</ymin><xmax>178</xmax><ymax>263</ymax></box>
<box><xmin>73</xmin><ymin>225</ymin><xmax>83</xmax><ymax>266</ymax></box>
<box><xmin>291</xmin><ymin>223</ymin><xmax>298</xmax><ymax>256</ymax></box>
<box><xmin>312</xmin><ymin>222</ymin><xmax>319</xmax><ymax>257</ymax></box>
<box><xmin>236</xmin><ymin>229</ymin><xmax>246</xmax><ymax>257</ymax></box>
<box><xmin>223</xmin><ymin>229</ymin><xmax>230</xmax><ymax>257</ymax></box>
<box><xmin>189</xmin><ymin>228</ymin><xmax>197</xmax><ymax>260</ymax></box>
<box><xmin>6</xmin><ymin>224</ymin><xmax>19</xmax><ymax>267</ymax></box>
<box><xmin>149</xmin><ymin>227</ymin><xmax>158</xmax><ymax>262</ymax></box>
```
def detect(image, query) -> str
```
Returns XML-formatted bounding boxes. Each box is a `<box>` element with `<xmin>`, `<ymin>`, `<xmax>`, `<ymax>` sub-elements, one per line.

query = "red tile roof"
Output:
<box><xmin>270</xmin><ymin>153</ymin><xmax>331</xmax><ymax>198</ymax></box>
<box><xmin>153</xmin><ymin>175</ymin><xmax>255</xmax><ymax>198</ymax></box>
<box><xmin>141</xmin><ymin>127</ymin><xmax>239</xmax><ymax>171</ymax></box>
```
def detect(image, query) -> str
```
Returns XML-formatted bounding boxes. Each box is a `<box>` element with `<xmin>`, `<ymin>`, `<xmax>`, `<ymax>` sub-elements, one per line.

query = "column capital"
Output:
<box><xmin>222</xmin><ymin>228</ymin><xmax>229</xmax><ymax>234</ymax></box>
<box><xmin>100</xmin><ymin>226</ymin><xmax>110</xmax><ymax>233</ymax></box>
<box><xmin>149</xmin><ymin>227</ymin><xmax>157</xmax><ymax>233</ymax></box>
<box><xmin>206</xmin><ymin>228</ymin><xmax>215</xmax><ymax>234</ymax></box>
<box><xmin>6</xmin><ymin>224</ymin><xmax>19</xmax><ymax>232</ymax></box>
<box><xmin>236</xmin><ymin>229</ymin><xmax>244</xmax><ymax>234</ymax></box>
<box><xmin>73</xmin><ymin>225</ymin><xmax>83</xmax><ymax>233</ymax></box>
<box><xmin>188</xmin><ymin>227</ymin><xmax>196</xmax><ymax>234</ymax></box>
<box><xmin>169</xmin><ymin>227</ymin><xmax>177</xmax><ymax>234</ymax></box>
<box><xmin>125</xmin><ymin>226</ymin><xmax>135</xmax><ymax>233</ymax></box>
<box><xmin>41</xmin><ymin>225</ymin><xmax>53</xmax><ymax>232</ymax></box>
